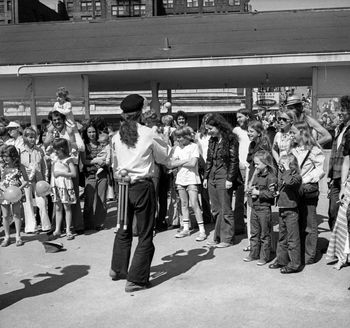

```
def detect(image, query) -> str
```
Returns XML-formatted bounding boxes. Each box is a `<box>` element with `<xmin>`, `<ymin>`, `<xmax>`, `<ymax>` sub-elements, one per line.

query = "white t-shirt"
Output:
<box><xmin>173</xmin><ymin>142</ymin><xmax>201</xmax><ymax>186</ymax></box>
<box><xmin>233</xmin><ymin>126</ymin><xmax>250</xmax><ymax>169</ymax></box>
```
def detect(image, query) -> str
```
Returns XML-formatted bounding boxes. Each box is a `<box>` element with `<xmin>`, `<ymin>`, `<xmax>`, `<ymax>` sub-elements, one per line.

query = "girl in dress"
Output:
<box><xmin>0</xmin><ymin>145</ymin><xmax>28</xmax><ymax>247</ymax></box>
<box><xmin>51</xmin><ymin>138</ymin><xmax>77</xmax><ymax>240</ymax></box>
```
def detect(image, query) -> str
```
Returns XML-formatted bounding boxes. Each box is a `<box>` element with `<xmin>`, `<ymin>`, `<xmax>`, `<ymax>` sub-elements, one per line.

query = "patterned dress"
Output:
<box><xmin>326</xmin><ymin>181</ymin><xmax>350</xmax><ymax>266</ymax></box>
<box><xmin>0</xmin><ymin>167</ymin><xmax>25</xmax><ymax>205</ymax></box>
<box><xmin>51</xmin><ymin>157</ymin><xmax>76</xmax><ymax>204</ymax></box>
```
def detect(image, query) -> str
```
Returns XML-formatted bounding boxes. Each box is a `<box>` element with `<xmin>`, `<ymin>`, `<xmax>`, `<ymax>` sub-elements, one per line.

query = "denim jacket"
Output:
<box><xmin>204</xmin><ymin>135</ymin><xmax>242</xmax><ymax>189</ymax></box>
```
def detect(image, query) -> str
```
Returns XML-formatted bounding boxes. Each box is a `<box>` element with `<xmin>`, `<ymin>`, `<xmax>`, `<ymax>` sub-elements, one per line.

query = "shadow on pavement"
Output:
<box><xmin>150</xmin><ymin>247</ymin><xmax>215</xmax><ymax>287</ymax></box>
<box><xmin>0</xmin><ymin>264</ymin><xmax>90</xmax><ymax>310</ymax></box>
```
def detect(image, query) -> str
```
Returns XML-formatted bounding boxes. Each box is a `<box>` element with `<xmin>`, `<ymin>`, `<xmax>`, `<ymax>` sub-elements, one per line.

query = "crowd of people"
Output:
<box><xmin>0</xmin><ymin>88</ymin><xmax>349</xmax><ymax>292</ymax></box>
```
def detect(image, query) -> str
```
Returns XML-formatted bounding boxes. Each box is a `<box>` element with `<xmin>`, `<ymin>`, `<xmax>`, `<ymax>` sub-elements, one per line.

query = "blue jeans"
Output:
<box><xmin>250</xmin><ymin>206</ymin><xmax>272</xmax><ymax>261</ymax></box>
<box><xmin>276</xmin><ymin>208</ymin><xmax>301</xmax><ymax>270</ymax></box>
<box><xmin>208</xmin><ymin>178</ymin><xmax>234</xmax><ymax>244</ymax></box>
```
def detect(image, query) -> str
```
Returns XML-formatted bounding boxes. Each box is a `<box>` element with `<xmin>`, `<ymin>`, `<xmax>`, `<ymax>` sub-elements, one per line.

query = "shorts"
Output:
<box><xmin>176</xmin><ymin>184</ymin><xmax>198</xmax><ymax>192</ymax></box>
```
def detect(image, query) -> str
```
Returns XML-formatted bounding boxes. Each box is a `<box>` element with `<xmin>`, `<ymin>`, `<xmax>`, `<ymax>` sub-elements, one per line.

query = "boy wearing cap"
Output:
<box><xmin>110</xmin><ymin>94</ymin><xmax>169</xmax><ymax>292</ymax></box>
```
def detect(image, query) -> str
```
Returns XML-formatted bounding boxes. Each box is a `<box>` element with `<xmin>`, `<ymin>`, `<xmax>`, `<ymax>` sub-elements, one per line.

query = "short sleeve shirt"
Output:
<box><xmin>173</xmin><ymin>142</ymin><xmax>201</xmax><ymax>186</ymax></box>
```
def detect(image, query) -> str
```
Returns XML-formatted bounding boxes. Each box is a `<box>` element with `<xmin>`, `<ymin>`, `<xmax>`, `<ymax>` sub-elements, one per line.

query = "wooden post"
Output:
<box><xmin>150</xmin><ymin>81</ymin><xmax>161</xmax><ymax>117</ymax></box>
<box><xmin>167</xmin><ymin>89</ymin><xmax>172</xmax><ymax>113</ymax></box>
<box><xmin>245</xmin><ymin>87</ymin><xmax>253</xmax><ymax>111</ymax></box>
<box><xmin>30</xmin><ymin>77</ymin><xmax>37</xmax><ymax>132</ymax></box>
<box><xmin>312</xmin><ymin>67</ymin><xmax>318</xmax><ymax>119</ymax></box>
<box><xmin>82</xmin><ymin>74</ymin><xmax>90</xmax><ymax>120</ymax></box>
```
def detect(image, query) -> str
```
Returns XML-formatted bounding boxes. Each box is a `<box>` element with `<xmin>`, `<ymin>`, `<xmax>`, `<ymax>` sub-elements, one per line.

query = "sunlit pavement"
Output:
<box><xmin>0</xmin><ymin>200</ymin><xmax>349</xmax><ymax>328</ymax></box>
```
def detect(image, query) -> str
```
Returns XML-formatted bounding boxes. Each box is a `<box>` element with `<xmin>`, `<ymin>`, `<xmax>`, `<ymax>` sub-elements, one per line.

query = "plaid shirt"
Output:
<box><xmin>328</xmin><ymin>123</ymin><xmax>350</xmax><ymax>180</ymax></box>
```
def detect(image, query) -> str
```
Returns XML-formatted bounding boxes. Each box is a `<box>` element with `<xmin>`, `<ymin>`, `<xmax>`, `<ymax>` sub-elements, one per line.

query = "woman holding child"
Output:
<box><xmin>81</xmin><ymin>121</ymin><xmax>109</xmax><ymax>230</ymax></box>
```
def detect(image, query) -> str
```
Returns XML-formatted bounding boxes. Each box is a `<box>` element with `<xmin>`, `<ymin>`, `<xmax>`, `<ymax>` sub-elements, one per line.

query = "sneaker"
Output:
<box><xmin>125</xmin><ymin>281</ymin><xmax>150</xmax><ymax>293</ymax></box>
<box><xmin>216</xmin><ymin>242</ymin><xmax>232</xmax><ymax>248</ymax></box>
<box><xmin>257</xmin><ymin>259</ymin><xmax>267</xmax><ymax>266</ymax></box>
<box><xmin>206</xmin><ymin>240</ymin><xmax>219</xmax><ymax>246</ymax></box>
<box><xmin>195</xmin><ymin>232</ymin><xmax>207</xmax><ymax>242</ymax></box>
<box><xmin>175</xmin><ymin>230</ymin><xmax>190</xmax><ymax>238</ymax></box>
<box><xmin>243</xmin><ymin>256</ymin><xmax>256</xmax><ymax>262</ymax></box>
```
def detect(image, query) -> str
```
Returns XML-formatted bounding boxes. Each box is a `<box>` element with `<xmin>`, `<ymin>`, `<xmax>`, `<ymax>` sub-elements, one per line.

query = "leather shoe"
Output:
<box><xmin>125</xmin><ymin>281</ymin><xmax>151</xmax><ymax>293</ymax></box>
<box><xmin>109</xmin><ymin>269</ymin><xmax>127</xmax><ymax>281</ymax></box>
<box><xmin>268</xmin><ymin>262</ymin><xmax>284</xmax><ymax>269</ymax></box>
<box><xmin>280</xmin><ymin>266</ymin><xmax>299</xmax><ymax>274</ymax></box>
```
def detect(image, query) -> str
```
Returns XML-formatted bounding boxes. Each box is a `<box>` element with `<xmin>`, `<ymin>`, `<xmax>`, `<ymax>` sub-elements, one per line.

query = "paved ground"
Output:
<box><xmin>0</xmin><ymin>201</ymin><xmax>349</xmax><ymax>328</ymax></box>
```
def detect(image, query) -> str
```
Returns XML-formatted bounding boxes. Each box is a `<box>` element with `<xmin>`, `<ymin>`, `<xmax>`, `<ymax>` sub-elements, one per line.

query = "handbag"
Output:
<box><xmin>299</xmin><ymin>150</ymin><xmax>319</xmax><ymax>199</ymax></box>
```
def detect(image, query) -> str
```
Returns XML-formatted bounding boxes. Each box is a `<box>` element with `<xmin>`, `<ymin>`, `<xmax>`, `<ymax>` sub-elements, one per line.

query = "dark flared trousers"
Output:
<box><xmin>111</xmin><ymin>180</ymin><xmax>155</xmax><ymax>285</ymax></box>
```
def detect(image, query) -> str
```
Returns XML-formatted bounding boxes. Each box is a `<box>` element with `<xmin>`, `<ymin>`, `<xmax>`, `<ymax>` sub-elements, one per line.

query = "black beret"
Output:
<box><xmin>120</xmin><ymin>94</ymin><xmax>144</xmax><ymax>113</ymax></box>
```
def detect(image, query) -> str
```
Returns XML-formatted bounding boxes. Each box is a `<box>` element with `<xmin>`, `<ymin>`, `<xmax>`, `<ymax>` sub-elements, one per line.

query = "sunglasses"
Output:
<box><xmin>278</xmin><ymin>117</ymin><xmax>289</xmax><ymax>122</ymax></box>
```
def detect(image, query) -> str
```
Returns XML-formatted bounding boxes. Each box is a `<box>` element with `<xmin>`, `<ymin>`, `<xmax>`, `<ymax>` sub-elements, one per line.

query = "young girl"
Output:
<box><xmin>20</xmin><ymin>127</ymin><xmax>51</xmax><ymax>233</ymax></box>
<box><xmin>53</xmin><ymin>87</ymin><xmax>76</xmax><ymax>129</ymax></box>
<box><xmin>167</xmin><ymin>126</ymin><xmax>206</xmax><ymax>241</ymax></box>
<box><xmin>269</xmin><ymin>154</ymin><xmax>302</xmax><ymax>274</ymax></box>
<box><xmin>244</xmin><ymin>150</ymin><xmax>277</xmax><ymax>265</ymax></box>
<box><xmin>50</xmin><ymin>138</ymin><xmax>77</xmax><ymax>240</ymax></box>
<box><xmin>0</xmin><ymin>145</ymin><xmax>28</xmax><ymax>247</ymax></box>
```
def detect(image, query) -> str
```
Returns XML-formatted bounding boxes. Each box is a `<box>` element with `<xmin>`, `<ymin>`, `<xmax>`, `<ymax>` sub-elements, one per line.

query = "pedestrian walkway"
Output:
<box><xmin>0</xmin><ymin>204</ymin><xmax>349</xmax><ymax>328</ymax></box>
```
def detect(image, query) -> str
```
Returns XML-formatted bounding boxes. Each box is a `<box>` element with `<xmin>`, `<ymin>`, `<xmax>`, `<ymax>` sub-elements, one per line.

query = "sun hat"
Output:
<box><xmin>6</xmin><ymin>121</ymin><xmax>21</xmax><ymax>129</ymax></box>
<box><xmin>286</xmin><ymin>95</ymin><xmax>302</xmax><ymax>107</ymax></box>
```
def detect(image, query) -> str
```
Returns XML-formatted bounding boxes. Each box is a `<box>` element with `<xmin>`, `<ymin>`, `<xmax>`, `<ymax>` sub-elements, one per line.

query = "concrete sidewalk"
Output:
<box><xmin>0</xmin><ymin>204</ymin><xmax>349</xmax><ymax>328</ymax></box>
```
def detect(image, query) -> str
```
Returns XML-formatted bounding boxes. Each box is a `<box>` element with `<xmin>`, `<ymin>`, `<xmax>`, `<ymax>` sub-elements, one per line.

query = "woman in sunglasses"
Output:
<box><xmin>272</xmin><ymin>112</ymin><xmax>293</xmax><ymax>164</ymax></box>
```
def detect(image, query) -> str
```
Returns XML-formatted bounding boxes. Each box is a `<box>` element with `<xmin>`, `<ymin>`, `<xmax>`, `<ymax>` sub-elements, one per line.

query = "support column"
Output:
<box><xmin>312</xmin><ymin>67</ymin><xmax>318</xmax><ymax>119</ymax></box>
<box><xmin>150</xmin><ymin>81</ymin><xmax>161</xmax><ymax>117</ymax></box>
<box><xmin>245</xmin><ymin>87</ymin><xmax>253</xmax><ymax>111</ymax></box>
<box><xmin>166</xmin><ymin>89</ymin><xmax>172</xmax><ymax>113</ymax></box>
<box><xmin>82</xmin><ymin>74</ymin><xmax>90</xmax><ymax>120</ymax></box>
<box><xmin>0</xmin><ymin>100</ymin><xmax>4</xmax><ymax>117</ymax></box>
<box><xmin>30</xmin><ymin>77</ymin><xmax>37</xmax><ymax>131</ymax></box>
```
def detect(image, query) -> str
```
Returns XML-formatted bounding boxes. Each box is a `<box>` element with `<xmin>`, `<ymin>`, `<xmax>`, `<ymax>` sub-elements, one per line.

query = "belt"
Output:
<box><xmin>131</xmin><ymin>177</ymin><xmax>153</xmax><ymax>185</ymax></box>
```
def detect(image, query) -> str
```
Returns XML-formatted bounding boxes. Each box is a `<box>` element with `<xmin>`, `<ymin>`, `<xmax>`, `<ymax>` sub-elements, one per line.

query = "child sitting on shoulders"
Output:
<box><xmin>53</xmin><ymin>87</ymin><xmax>76</xmax><ymax>129</ymax></box>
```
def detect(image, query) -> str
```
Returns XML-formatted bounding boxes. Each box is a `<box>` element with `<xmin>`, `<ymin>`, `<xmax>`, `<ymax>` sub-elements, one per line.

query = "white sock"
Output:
<box><xmin>183</xmin><ymin>222</ymin><xmax>190</xmax><ymax>231</ymax></box>
<box><xmin>198</xmin><ymin>222</ymin><xmax>205</xmax><ymax>233</ymax></box>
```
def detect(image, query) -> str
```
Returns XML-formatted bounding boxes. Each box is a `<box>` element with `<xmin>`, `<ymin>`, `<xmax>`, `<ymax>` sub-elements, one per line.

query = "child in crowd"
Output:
<box><xmin>95</xmin><ymin>133</ymin><xmax>111</xmax><ymax>178</ymax></box>
<box><xmin>167</xmin><ymin>126</ymin><xmax>206</xmax><ymax>241</ymax></box>
<box><xmin>50</xmin><ymin>138</ymin><xmax>77</xmax><ymax>240</ymax></box>
<box><xmin>0</xmin><ymin>145</ymin><xmax>28</xmax><ymax>247</ymax></box>
<box><xmin>269</xmin><ymin>154</ymin><xmax>302</xmax><ymax>274</ymax></box>
<box><xmin>244</xmin><ymin>150</ymin><xmax>277</xmax><ymax>265</ymax></box>
<box><xmin>20</xmin><ymin>127</ymin><xmax>51</xmax><ymax>233</ymax></box>
<box><xmin>53</xmin><ymin>87</ymin><xmax>76</xmax><ymax>128</ymax></box>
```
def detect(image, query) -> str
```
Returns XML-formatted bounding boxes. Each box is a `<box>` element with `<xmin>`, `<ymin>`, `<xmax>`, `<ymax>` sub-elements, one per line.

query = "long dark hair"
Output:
<box><xmin>119</xmin><ymin>111</ymin><xmax>141</xmax><ymax>148</ymax></box>
<box><xmin>1</xmin><ymin>145</ymin><xmax>20</xmax><ymax>169</ymax></box>
<box><xmin>206</xmin><ymin>113</ymin><xmax>238</xmax><ymax>161</ymax></box>
<box><xmin>82</xmin><ymin>120</ymin><xmax>98</xmax><ymax>145</ymax></box>
<box><xmin>248</xmin><ymin>120</ymin><xmax>271</xmax><ymax>149</ymax></box>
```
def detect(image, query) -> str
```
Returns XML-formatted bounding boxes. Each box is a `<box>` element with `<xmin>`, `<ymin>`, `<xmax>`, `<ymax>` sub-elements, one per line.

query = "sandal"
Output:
<box><xmin>243</xmin><ymin>245</ymin><xmax>251</xmax><ymax>252</ymax></box>
<box><xmin>1</xmin><ymin>238</ymin><xmax>11</xmax><ymax>247</ymax></box>
<box><xmin>66</xmin><ymin>233</ymin><xmax>75</xmax><ymax>241</ymax></box>
<box><xmin>16</xmin><ymin>238</ymin><xmax>24</xmax><ymax>247</ymax></box>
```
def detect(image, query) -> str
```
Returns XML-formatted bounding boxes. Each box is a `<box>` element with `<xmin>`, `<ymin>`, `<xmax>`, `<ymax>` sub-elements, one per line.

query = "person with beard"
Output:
<box><xmin>109</xmin><ymin>94</ymin><xmax>169</xmax><ymax>292</ymax></box>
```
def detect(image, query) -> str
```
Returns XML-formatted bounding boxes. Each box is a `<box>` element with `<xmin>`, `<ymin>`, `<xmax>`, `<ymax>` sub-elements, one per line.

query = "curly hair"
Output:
<box><xmin>1</xmin><ymin>145</ymin><xmax>20</xmax><ymax>169</ymax></box>
<box><xmin>119</xmin><ymin>111</ymin><xmax>142</xmax><ymax>148</ymax></box>
<box><xmin>206</xmin><ymin>113</ymin><xmax>234</xmax><ymax>142</ymax></box>
<box><xmin>56</xmin><ymin>87</ymin><xmax>70</xmax><ymax>102</ymax></box>
<box><xmin>175</xmin><ymin>111</ymin><xmax>187</xmax><ymax>123</ymax></box>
